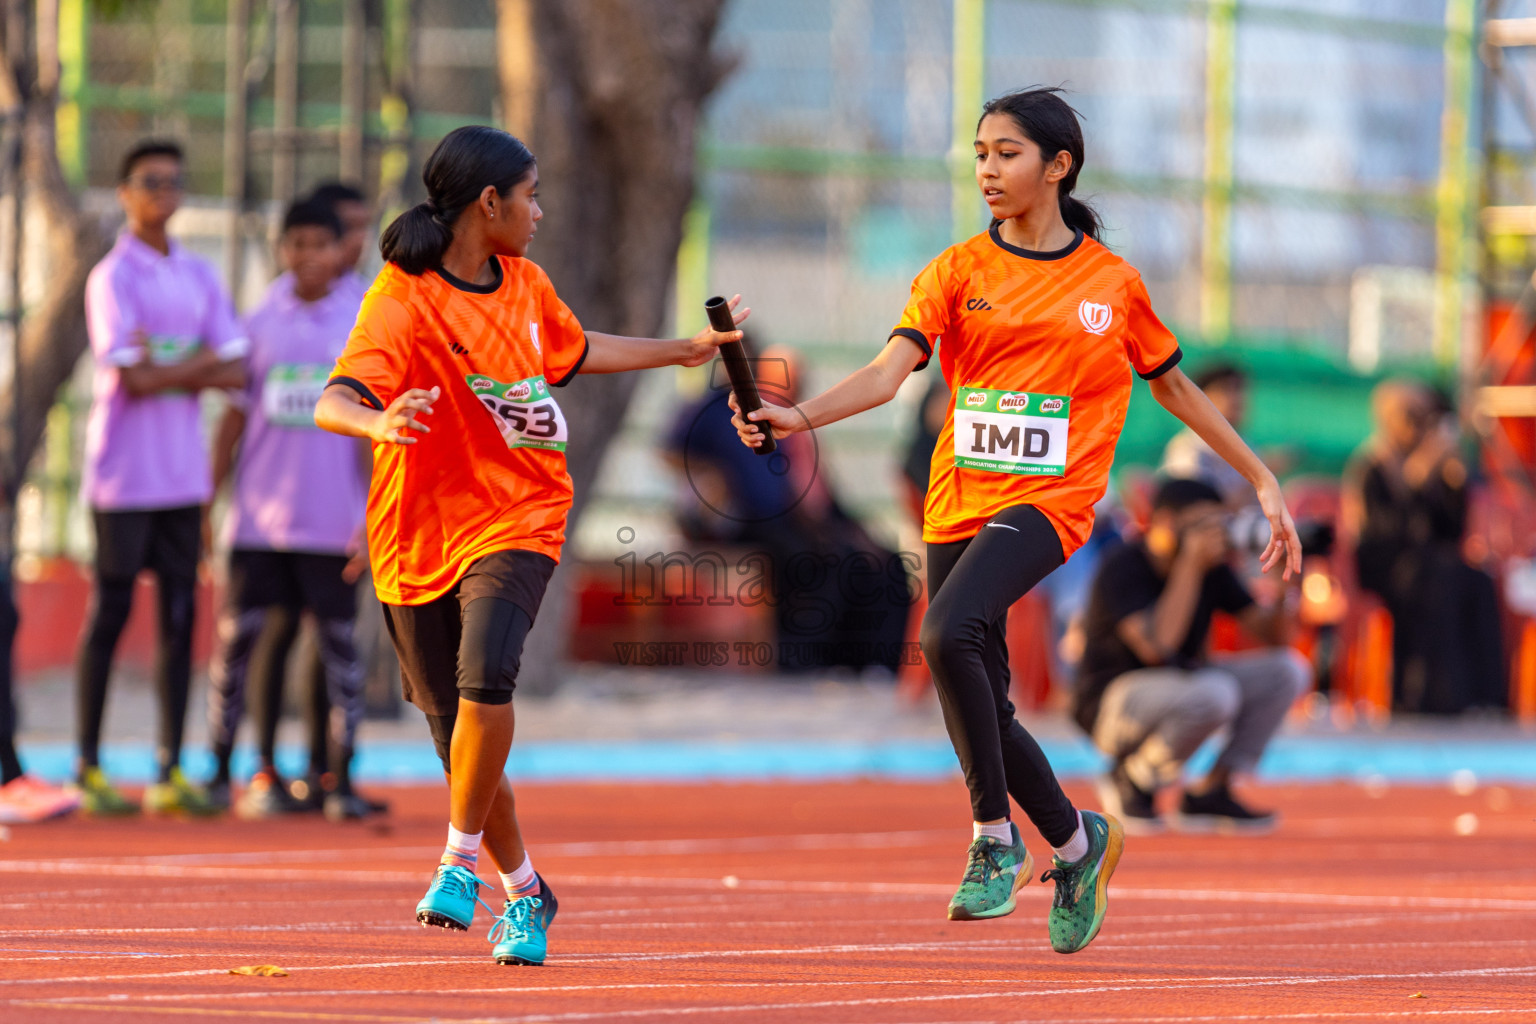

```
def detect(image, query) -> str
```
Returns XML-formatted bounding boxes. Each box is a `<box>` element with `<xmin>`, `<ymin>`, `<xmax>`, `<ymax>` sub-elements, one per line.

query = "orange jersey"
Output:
<box><xmin>891</xmin><ymin>225</ymin><xmax>1180</xmax><ymax>557</ymax></box>
<box><xmin>330</xmin><ymin>257</ymin><xmax>588</xmax><ymax>605</ymax></box>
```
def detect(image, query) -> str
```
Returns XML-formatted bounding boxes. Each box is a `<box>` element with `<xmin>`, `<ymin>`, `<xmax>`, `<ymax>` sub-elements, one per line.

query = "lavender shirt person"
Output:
<box><xmin>83</xmin><ymin>233</ymin><xmax>248</xmax><ymax>510</ymax></box>
<box><xmin>225</xmin><ymin>277</ymin><xmax>368</xmax><ymax>554</ymax></box>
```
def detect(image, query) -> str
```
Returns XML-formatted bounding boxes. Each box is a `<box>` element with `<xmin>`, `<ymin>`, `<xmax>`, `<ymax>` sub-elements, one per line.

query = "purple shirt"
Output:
<box><xmin>83</xmin><ymin>233</ymin><xmax>248</xmax><ymax>511</ymax></box>
<box><xmin>225</xmin><ymin>277</ymin><xmax>368</xmax><ymax>554</ymax></box>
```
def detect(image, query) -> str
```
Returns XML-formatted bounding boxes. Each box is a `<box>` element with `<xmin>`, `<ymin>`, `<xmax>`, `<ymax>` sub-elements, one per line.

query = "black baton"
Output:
<box><xmin>704</xmin><ymin>295</ymin><xmax>776</xmax><ymax>455</ymax></box>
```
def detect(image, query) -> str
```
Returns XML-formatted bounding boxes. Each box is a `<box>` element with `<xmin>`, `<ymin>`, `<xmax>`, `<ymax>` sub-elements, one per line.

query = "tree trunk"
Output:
<box><xmin>0</xmin><ymin>1</ymin><xmax>109</xmax><ymax>505</ymax></box>
<box><xmin>495</xmin><ymin>0</ymin><xmax>732</xmax><ymax>691</ymax></box>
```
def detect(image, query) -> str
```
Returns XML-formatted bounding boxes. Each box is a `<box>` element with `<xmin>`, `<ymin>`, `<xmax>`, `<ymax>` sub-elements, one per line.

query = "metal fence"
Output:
<box><xmin>19</xmin><ymin>0</ymin><xmax>1471</xmax><ymax>564</ymax></box>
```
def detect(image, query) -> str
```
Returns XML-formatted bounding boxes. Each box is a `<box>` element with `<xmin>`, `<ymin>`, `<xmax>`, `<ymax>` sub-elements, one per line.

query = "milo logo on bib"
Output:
<box><xmin>465</xmin><ymin>372</ymin><xmax>568</xmax><ymax>452</ymax></box>
<box><xmin>953</xmin><ymin>386</ymin><xmax>1070</xmax><ymax>476</ymax></box>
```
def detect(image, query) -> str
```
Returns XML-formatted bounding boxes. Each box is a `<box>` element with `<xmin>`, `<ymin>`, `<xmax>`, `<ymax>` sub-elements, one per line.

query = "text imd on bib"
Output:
<box><xmin>466</xmin><ymin>373</ymin><xmax>569</xmax><ymax>452</ymax></box>
<box><xmin>953</xmin><ymin>386</ymin><xmax>1070</xmax><ymax>476</ymax></box>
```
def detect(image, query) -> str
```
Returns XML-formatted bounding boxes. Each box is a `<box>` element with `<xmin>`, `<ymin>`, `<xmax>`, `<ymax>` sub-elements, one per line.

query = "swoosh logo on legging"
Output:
<box><xmin>985</xmin><ymin>523</ymin><xmax>1020</xmax><ymax>532</ymax></box>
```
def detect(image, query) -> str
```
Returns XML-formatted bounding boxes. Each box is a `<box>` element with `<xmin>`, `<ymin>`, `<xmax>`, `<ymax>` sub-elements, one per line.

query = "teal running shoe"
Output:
<box><xmin>946</xmin><ymin>823</ymin><xmax>1033</xmax><ymax>921</ymax></box>
<box><xmin>489</xmin><ymin>875</ymin><xmax>559</xmax><ymax>966</ymax></box>
<box><xmin>1041</xmin><ymin>809</ymin><xmax>1125</xmax><ymax>954</ymax></box>
<box><xmin>416</xmin><ymin>864</ymin><xmax>493</xmax><ymax>931</ymax></box>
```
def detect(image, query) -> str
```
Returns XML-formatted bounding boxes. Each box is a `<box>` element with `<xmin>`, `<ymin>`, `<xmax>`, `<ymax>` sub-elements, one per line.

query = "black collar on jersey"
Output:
<box><xmin>988</xmin><ymin>221</ymin><xmax>1084</xmax><ymax>261</ymax></box>
<box><xmin>435</xmin><ymin>258</ymin><xmax>504</xmax><ymax>294</ymax></box>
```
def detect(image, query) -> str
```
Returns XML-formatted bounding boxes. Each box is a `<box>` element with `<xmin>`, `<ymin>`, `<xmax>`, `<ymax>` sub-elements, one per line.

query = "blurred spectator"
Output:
<box><xmin>1343</xmin><ymin>380</ymin><xmax>1504</xmax><ymax>714</ymax></box>
<box><xmin>664</xmin><ymin>345</ymin><xmax>908</xmax><ymax>674</ymax></box>
<box><xmin>1160</xmin><ymin>363</ymin><xmax>1252</xmax><ymax>506</ymax></box>
<box><xmin>75</xmin><ymin>139</ymin><xmax>246</xmax><ymax>817</ymax></box>
<box><xmin>205</xmin><ymin>199</ymin><xmax>379</xmax><ymax>821</ymax></box>
<box><xmin>0</xmin><ymin>504</ymin><xmax>81</xmax><ymax>823</ymax></box>
<box><xmin>246</xmin><ymin>181</ymin><xmax>386</xmax><ymax>814</ymax></box>
<box><xmin>307</xmin><ymin>181</ymin><xmax>374</xmax><ymax>289</ymax></box>
<box><xmin>1073</xmin><ymin>478</ymin><xmax>1309</xmax><ymax>834</ymax></box>
<box><xmin>898</xmin><ymin>375</ymin><xmax>949</xmax><ymax>520</ymax></box>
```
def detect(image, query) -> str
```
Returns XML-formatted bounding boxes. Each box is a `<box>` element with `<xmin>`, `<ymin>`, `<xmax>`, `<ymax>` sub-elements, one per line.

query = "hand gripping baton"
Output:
<box><xmin>704</xmin><ymin>295</ymin><xmax>776</xmax><ymax>455</ymax></box>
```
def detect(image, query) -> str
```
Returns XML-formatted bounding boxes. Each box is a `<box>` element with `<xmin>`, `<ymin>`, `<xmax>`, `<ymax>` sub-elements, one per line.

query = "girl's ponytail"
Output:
<box><xmin>1059</xmin><ymin>193</ymin><xmax>1102</xmax><ymax>243</ymax></box>
<box><xmin>378</xmin><ymin>125</ymin><xmax>537</xmax><ymax>276</ymax></box>
<box><xmin>379</xmin><ymin>200</ymin><xmax>455</xmax><ymax>276</ymax></box>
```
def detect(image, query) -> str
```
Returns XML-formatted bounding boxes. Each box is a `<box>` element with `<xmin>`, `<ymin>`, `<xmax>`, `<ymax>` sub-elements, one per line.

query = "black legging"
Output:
<box><xmin>422</xmin><ymin>599</ymin><xmax>536</xmax><ymax>771</ymax></box>
<box><xmin>920</xmin><ymin>503</ymin><xmax>1078</xmax><ymax>846</ymax></box>
<box><xmin>0</xmin><ymin>563</ymin><xmax>22</xmax><ymax>785</ymax></box>
<box><xmin>76</xmin><ymin>574</ymin><xmax>197</xmax><ymax>780</ymax></box>
<box><xmin>210</xmin><ymin>607</ymin><xmax>362</xmax><ymax>787</ymax></box>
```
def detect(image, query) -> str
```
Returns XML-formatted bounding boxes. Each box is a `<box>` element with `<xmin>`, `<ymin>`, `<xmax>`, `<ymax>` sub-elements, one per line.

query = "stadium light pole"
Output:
<box><xmin>950</xmin><ymin>0</ymin><xmax>985</xmax><ymax>244</ymax></box>
<box><xmin>1199</xmin><ymin>0</ymin><xmax>1236</xmax><ymax>342</ymax></box>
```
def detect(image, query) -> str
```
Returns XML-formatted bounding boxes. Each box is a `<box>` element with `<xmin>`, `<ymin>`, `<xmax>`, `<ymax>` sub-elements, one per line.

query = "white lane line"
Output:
<box><xmin>0</xmin><ymin>921</ymin><xmax>421</xmax><ymax>940</ymax></box>
<box><xmin>1</xmin><ymin>830</ymin><xmax>959</xmax><ymax>870</ymax></box>
<box><xmin>42</xmin><ymin>961</ymin><xmax>1536</xmax><ymax>1005</ymax></box>
<box><xmin>959</xmin><ymin>1010</ymin><xmax>1536</xmax><ymax>1024</ymax></box>
<box><xmin>11</xmin><ymin>956</ymin><xmax>1536</xmax><ymax>1004</ymax></box>
<box><xmin>0</xmin><ymin>958</ymin><xmax>477</xmax><ymax>987</ymax></box>
<box><xmin>420</xmin><ymin>965</ymin><xmax>1536</xmax><ymax>1024</ymax></box>
<box><xmin>1119</xmin><ymin>887</ymin><xmax>1536</xmax><ymax>911</ymax></box>
<box><xmin>12</xmin><ymin>858</ymin><xmax>1523</xmax><ymax>913</ymax></box>
<box><xmin>45</xmin><ymin>964</ymin><xmax>1530</xmax><ymax>1024</ymax></box>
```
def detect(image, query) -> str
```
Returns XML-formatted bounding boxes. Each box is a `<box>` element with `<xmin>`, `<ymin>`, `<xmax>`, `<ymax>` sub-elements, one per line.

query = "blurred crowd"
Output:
<box><xmin>669</xmin><ymin>348</ymin><xmax>1518</xmax><ymax>832</ymax></box>
<box><xmin>0</xmin><ymin>137</ymin><xmax>1521</xmax><ymax>830</ymax></box>
<box><xmin>0</xmin><ymin>139</ymin><xmax>385</xmax><ymax>825</ymax></box>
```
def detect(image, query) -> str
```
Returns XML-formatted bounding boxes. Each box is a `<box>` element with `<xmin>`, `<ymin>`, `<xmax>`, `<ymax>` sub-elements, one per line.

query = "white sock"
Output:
<box><xmin>442</xmin><ymin>824</ymin><xmax>482</xmax><ymax>868</ymax></box>
<box><xmin>499</xmin><ymin>852</ymin><xmax>539</xmax><ymax>899</ymax></box>
<box><xmin>1052</xmin><ymin>810</ymin><xmax>1089</xmax><ymax>864</ymax></box>
<box><xmin>973</xmin><ymin>821</ymin><xmax>1014</xmax><ymax>844</ymax></box>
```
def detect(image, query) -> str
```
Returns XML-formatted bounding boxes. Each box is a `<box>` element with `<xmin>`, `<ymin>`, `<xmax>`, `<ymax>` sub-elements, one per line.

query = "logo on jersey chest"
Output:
<box><xmin>1078</xmin><ymin>300</ymin><xmax>1112</xmax><ymax>335</ymax></box>
<box><xmin>965</xmin><ymin>297</ymin><xmax>992</xmax><ymax>311</ymax></box>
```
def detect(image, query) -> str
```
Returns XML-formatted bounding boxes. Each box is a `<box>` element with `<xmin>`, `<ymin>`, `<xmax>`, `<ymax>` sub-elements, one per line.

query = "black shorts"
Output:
<box><xmin>92</xmin><ymin>506</ymin><xmax>202</xmax><ymax>583</ymax></box>
<box><xmin>227</xmin><ymin>549</ymin><xmax>357</xmax><ymax>622</ymax></box>
<box><xmin>381</xmin><ymin>549</ymin><xmax>556</xmax><ymax>716</ymax></box>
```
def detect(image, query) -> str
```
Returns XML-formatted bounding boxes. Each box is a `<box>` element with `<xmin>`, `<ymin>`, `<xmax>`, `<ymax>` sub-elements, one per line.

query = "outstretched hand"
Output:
<box><xmin>373</xmin><ymin>386</ymin><xmax>440</xmax><ymax>445</ymax></box>
<box><xmin>1256</xmin><ymin>476</ymin><xmax>1303</xmax><ymax>578</ymax></box>
<box><xmin>727</xmin><ymin>390</ymin><xmax>800</xmax><ymax>447</ymax></box>
<box><xmin>681</xmin><ymin>294</ymin><xmax>751</xmax><ymax>367</ymax></box>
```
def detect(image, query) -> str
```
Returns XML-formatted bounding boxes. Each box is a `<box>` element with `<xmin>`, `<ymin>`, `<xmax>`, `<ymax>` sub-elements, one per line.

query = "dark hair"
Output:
<box><xmin>119</xmin><ymin>139</ymin><xmax>184</xmax><ymax>182</ymax></box>
<box><xmin>379</xmin><ymin>126</ymin><xmax>536</xmax><ymax>275</ymax></box>
<box><xmin>1192</xmin><ymin>361</ymin><xmax>1247</xmax><ymax>391</ymax></box>
<box><xmin>978</xmin><ymin>87</ymin><xmax>1101</xmax><ymax>242</ymax></box>
<box><xmin>282</xmin><ymin>198</ymin><xmax>343</xmax><ymax>238</ymax></box>
<box><xmin>308</xmin><ymin>181</ymin><xmax>367</xmax><ymax>208</ymax></box>
<box><xmin>1152</xmin><ymin>477</ymin><xmax>1224</xmax><ymax>514</ymax></box>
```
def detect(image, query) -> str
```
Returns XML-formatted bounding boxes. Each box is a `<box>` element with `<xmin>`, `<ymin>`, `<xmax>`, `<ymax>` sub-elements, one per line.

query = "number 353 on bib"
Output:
<box><xmin>953</xmin><ymin>386</ymin><xmax>1070</xmax><ymax>477</ymax></box>
<box><xmin>466</xmin><ymin>373</ymin><xmax>570</xmax><ymax>452</ymax></box>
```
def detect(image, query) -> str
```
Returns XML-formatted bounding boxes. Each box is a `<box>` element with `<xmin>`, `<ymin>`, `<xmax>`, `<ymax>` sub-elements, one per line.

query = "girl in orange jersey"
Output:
<box><xmin>315</xmin><ymin>126</ymin><xmax>747</xmax><ymax>966</ymax></box>
<box><xmin>733</xmin><ymin>88</ymin><xmax>1300</xmax><ymax>953</ymax></box>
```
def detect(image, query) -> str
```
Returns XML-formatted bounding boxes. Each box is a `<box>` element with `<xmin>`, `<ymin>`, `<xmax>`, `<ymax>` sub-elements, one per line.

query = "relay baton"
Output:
<box><xmin>704</xmin><ymin>295</ymin><xmax>776</xmax><ymax>455</ymax></box>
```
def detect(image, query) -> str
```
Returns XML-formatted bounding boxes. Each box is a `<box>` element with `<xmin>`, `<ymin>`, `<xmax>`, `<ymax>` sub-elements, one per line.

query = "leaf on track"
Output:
<box><xmin>229</xmin><ymin>965</ymin><xmax>289</xmax><ymax>977</ymax></box>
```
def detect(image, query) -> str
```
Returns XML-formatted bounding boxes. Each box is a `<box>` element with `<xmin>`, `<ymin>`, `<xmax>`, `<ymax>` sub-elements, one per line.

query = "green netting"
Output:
<box><xmin>1116</xmin><ymin>341</ymin><xmax>1453</xmax><ymax>478</ymax></box>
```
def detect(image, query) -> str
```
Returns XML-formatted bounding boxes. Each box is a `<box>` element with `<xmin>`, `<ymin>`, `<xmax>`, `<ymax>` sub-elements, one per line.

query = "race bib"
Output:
<box><xmin>953</xmin><ymin>386</ymin><xmax>1070</xmax><ymax>476</ymax></box>
<box><xmin>466</xmin><ymin>373</ymin><xmax>568</xmax><ymax>452</ymax></box>
<box><xmin>146</xmin><ymin>334</ymin><xmax>199</xmax><ymax>366</ymax></box>
<box><xmin>262</xmin><ymin>363</ymin><xmax>332</xmax><ymax>429</ymax></box>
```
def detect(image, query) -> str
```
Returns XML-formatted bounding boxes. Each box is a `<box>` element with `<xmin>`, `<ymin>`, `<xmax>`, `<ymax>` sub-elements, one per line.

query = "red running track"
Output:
<box><xmin>0</xmin><ymin>779</ymin><xmax>1533</xmax><ymax>1023</ymax></box>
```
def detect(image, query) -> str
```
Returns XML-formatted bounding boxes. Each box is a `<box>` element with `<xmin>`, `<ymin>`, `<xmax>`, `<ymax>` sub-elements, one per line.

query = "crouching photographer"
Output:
<box><xmin>1072</xmin><ymin>478</ymin><xmax>1311</xmax><ymax>834</ymax></box>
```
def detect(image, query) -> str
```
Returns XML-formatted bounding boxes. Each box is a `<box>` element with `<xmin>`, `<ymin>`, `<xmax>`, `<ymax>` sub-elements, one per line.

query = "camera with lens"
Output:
<box><xmin>1224</xmin><ymin>507</ymin><xmax>1335</xmax><ymax>558</ymax></box>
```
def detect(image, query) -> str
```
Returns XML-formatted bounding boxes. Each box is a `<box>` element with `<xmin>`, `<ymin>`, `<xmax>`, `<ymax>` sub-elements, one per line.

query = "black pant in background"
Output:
<box><xmin>0</xmin><ymin>561</ymin><xmax>21</xmax><ymax>784</ymax></box>
<box><xmin>76</xmin><ymin>506</ymin><xmax>201</xmax><ymax>780</ymax></box>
